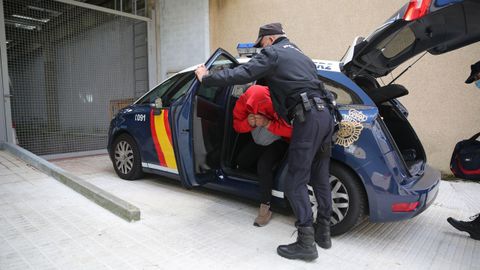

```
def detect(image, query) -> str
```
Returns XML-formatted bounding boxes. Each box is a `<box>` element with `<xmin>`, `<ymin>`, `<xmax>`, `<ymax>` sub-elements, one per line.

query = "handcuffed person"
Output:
<box><xmin>232</xmin><ymin>84</ymin><xmax>291</xmax><ymax>227</ymax></box>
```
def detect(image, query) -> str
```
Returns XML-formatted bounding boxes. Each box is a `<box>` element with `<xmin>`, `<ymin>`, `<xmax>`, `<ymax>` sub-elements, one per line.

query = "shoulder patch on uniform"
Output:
<box><xmin>282</xmin><ymin>44</ymin><xmax>303</xmax><ymax>54</ymax></box>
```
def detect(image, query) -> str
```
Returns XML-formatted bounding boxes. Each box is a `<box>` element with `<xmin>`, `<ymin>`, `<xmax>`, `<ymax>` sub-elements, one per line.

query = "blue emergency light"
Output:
<box><xmin>237</xmin><ymin>43</ymin><xmax>258</xmax><ymax>57</ymax></box>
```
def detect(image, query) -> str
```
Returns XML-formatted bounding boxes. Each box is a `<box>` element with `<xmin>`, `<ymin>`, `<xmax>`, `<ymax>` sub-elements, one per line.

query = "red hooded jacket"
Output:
<box><xmin>233</xmin><ymin>85</ymin><xmax>292</xmax><ymax>139</ymax></box>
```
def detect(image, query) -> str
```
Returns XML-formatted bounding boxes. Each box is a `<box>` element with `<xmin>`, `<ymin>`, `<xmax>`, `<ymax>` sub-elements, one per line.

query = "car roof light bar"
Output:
<box><xmin>403</xmin><ymin>0</ymin><xmax>432</xmax><ymax>21</ymax></box>
<box><xmin>237</xmin><ymin>43</ymin><xmax>259</xmax><ymax>58</ymax></box>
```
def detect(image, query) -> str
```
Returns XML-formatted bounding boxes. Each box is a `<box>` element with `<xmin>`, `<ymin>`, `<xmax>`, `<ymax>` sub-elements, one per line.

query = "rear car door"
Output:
<box><xmin>171</xmin><ymin>49</ymin><xmax>239</xmax><ymax>188</ymax></box>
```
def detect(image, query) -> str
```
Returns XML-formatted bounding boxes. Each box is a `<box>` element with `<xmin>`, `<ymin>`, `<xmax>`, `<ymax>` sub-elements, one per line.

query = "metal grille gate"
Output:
<box><xmin>3</xmin><ymin>0</ymin><xmax>149</xmax><ymax>157</ymax></box>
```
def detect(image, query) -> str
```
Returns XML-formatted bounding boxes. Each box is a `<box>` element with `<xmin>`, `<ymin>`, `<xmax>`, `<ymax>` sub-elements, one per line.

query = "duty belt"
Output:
<box><xmin>288</xmin><ymin>92</ymin><xmax>326</xmax><ymax>123</ymax></box>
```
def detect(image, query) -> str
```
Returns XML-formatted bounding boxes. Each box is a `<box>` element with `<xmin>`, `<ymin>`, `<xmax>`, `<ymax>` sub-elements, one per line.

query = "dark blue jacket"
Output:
<box><xmin>202</xmin><ymin>37</ymin><xmax>325</xmax><ymax>121</ymax></box>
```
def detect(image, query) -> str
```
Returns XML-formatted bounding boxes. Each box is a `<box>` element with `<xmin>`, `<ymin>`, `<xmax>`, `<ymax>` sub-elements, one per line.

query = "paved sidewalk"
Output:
<box><xmin>1</xmin><ymin>151</ymin><xmax>480</xmax><ymax>269</ymax></box>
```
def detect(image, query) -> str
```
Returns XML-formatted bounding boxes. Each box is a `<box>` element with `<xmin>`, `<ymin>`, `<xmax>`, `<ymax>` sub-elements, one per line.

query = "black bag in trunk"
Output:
<box><xmin>450</xmin><ymin>132</ymin><xmax>480</xmax><ymax>181</ymax></box>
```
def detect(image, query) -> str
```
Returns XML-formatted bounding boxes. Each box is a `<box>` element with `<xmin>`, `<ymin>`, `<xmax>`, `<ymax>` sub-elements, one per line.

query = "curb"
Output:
<box><xmin>0</xmin><ymin>142</ymin><xmax>141</xmax><ymax>222</ymax></box>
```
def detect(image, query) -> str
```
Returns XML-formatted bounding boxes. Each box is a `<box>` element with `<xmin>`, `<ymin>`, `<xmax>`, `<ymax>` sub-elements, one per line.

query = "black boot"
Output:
<box><xmin>314</xmin><ymin>219</ymin><xmax>332</xmax><ymax>249</ymax></box>
<box><xmin>277</xmin><ymin>226</ymin><xmax>318</xmax><ymax>261</ymax></box>
<box><xmin>447</xmin><ymin>215</ymin><xmax>480</xmax><ymax>240</ymax></box>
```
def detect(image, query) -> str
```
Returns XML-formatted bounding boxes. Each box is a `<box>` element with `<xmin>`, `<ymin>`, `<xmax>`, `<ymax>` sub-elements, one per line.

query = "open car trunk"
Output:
<box><xmin>341</xmin><ymin>0</ymin><xmax>480</xmax><ymax>177</ymax></box>
<box><xmin>378</xmin><ymin>99</ymin><xmax>426</xmax><ymax>176</ymax></box>
<box><xmin>356</xmin><ymin>79</ymin><xmax>426</xmax><ymax>176</ymax></box>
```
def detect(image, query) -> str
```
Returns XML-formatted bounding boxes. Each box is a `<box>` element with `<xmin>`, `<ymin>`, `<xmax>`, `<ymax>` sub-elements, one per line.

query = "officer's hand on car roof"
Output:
<box><xmin>195</xmin><ymin>64</ymin><xmax>208</xmax><ymax>82</ymax></box>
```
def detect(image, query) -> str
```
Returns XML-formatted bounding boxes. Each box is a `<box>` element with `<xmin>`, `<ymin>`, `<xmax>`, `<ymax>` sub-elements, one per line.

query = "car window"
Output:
<box><xmin>375</xmin><ymin>27</ymin><xmax>415</xmax><ymax>59</ymax></box>
<box><xmin>210</xmin><ymin>55</ymin><xmax>236</xmax><ymax>73</ymax></box>
<box><xmin>169</xmin><ymin>76</ymin><xmax>194</xmax><ymax>101</ymax></box>
<box><xmin>136</xmin><ymin>72</ymin><xmax>193</xmax><ymax>106</ymax></box>
<box><xmin>197</xmin><ymin>55</ymin><xmax>236</xmax><ymax>105</ymax></box>
<box><xmin>162</xmin><ymin>72</ymin><xmax>195</xmax><ymax>106</ymax></box>
<box><xmin>322</xmin><ymin>78</ymin><xmax>361</xmax><ymax>105</ymax></box>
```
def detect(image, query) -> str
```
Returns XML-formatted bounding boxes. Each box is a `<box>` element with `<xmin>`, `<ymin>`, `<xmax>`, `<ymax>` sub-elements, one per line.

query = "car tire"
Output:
<box><xmin>112</xmin><ymin>133</ymin><xmax>143</xmax><ymax>180</ymax></box>
<box><xmin>308</xmin><ymin>162</ymin><xmax>367</xmax><ymax>236</ymax></box>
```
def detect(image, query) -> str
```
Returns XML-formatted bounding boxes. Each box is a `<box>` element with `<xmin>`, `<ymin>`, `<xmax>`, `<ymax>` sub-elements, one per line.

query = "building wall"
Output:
<box><xmin>209</xmin><ymin>0</ymin><xmax>480</xmax><ymax>173</ymax></box>
<box><xmin>156</xmin><ymin>0</ymin><xmax>209</xmax><ymax>80</ymax></box>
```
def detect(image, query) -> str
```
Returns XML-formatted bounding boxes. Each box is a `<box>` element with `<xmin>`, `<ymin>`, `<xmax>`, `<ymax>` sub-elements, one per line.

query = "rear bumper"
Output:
<box><xmin>410</xmin><ymin>165</ymin><xmax>440</xmax><ymax>217</ymax></box>
<box><xmin>369</xmin><ymin>164</ymin><xmax>440</xmax><ymax>222</ymax></box>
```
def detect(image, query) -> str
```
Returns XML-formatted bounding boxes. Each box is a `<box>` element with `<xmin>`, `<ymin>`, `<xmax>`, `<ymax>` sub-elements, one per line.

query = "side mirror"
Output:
<box><xmin>150</xmin><ymin>97</ymin><xmax>163</xmax><ymax>109</ymax></box>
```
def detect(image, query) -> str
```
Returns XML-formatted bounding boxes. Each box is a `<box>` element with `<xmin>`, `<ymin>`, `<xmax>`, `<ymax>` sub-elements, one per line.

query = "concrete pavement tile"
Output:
<box><xmin>18</xmin><ymin>171</ymin><xmax>50</xmax><ymax>182</ymax></box>
<box><xmin>119</xmin><ymin>243</ymin><xmax>170</xmax><ymax>269</ymax></box>
<box><xmin>70</xmin><ymin>236</ymin><xmax>129</xmax><ymax>269</ymax></box>
<box><xmin>0</xmin><ymin>252</ymin><xmax>33</xmax><ymax>270</ymax></box>
<box><xmin>0</xmin><ymin>174</ymin><xmax>24</xmax><ymax>184</ymax></box>
<box><xmin>140</xmin><ymin>265</ymin><xmax>163</xmax><ymax>270</ymax></box>
<box><xmin>0</xmin><ymin>216</ymin><xmax>20</xmax><ymax>240</ymax></box>
<box><xmin>0</xmin><ymin>232</ymin><xmax>36</xmax><ymax>269</ymax></box>
<box><xmin>115</xmin><ymin>223</ymin><xmax>158</xmax><ymax>244</ymax></box>
<box><xmin>12</xmin><ymin>245</ymin><xmax>56</xmax><ymax>269</ymax></box>
<box><xmin>0</xmin><ymin>158</ymin><xmax>19</xmax><ymax>170</ymax></box>
<box><xmin>0</xmin><ymin>169</ymin><xmax>14</xmax><ymax>177</ymax></box>
<box><xmin>138</xmin><ymin>239</ymin><xmax>180</xmax><ymax>259</ymax></box>
<box><xmin>100</xmin><ymin>251</ymin><xmax>138</xmax><ymax>270</ymax></box>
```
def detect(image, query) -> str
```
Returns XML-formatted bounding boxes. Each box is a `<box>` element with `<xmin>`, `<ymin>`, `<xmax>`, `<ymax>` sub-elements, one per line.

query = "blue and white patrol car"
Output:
<box><xmin>108</xmin><ymin>0</ymin><xmax>480</xmax><ymax>235</ymax></box>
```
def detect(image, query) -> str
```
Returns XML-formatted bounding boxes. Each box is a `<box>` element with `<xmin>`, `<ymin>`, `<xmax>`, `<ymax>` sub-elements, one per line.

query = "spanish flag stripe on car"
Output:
<box><xmin>163</xmin><ymin>109</ymin><xmax>173</xmax><ymax>146</ymax></box>
<box><xmin>150</xmin><ymin>109</ymin><xmax>167</xmax><ymax>166</ymax></box>
<box><xmin>150</xmin><ymin>109</ymin><xmax>177</xmax><ymax>169</ymax></box>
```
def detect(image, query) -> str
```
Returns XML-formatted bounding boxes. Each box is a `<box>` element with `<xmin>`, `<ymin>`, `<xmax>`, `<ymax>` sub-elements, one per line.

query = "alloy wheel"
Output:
<box><xmin>308</xmin><ymin>175</ymin><xmax>350</xmax><ymax>225</ymax></box>
<box><xmin>114</xmin><ymin>140</ymin><xmax>134</xmax><ymax>175</ymax></box>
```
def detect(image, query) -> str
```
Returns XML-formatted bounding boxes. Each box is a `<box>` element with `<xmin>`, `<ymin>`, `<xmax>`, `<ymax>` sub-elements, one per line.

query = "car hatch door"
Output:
<box><xmin>171</xmin><ymin>48</ymin><xmax>239</xmax><ymax>188</ymax></box>
<box><xmin>343</xmin><ymin>0</ymin><xmax>480</xmax><ymax>78</ymax></box>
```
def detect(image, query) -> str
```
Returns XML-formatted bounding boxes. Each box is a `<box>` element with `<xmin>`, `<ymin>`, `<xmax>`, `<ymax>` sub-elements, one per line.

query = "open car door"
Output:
<box><xmin>343</xmin><ymin>0</ymin><xmax>480</xmax><ymax>78</ymax></box>
<box><xmin>171</xmin><ymin>48</ymin><xmax>239</xmax><ymax>188</ymax></box>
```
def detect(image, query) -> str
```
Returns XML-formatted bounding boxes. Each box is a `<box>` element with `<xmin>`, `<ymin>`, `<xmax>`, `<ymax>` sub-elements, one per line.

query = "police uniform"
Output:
<box><xmin>203</xmin><ymin>36</ymin><xmax>333</xmax><ymax>226</ymax></box>
<box><xmin>201</xmin><ymin>30</ymin><xmax>334</xmax><ymax>260</ymax></box>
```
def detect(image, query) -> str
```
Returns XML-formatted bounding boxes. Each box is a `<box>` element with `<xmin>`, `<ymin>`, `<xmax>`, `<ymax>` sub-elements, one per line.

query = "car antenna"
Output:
<box><xmin>387</xmin><ymin>52</ymin><xmax>427</xmax><ymax>85</ymax></box>
<box><xmin>340</xmin><ymin>45</ymin><xmax>351</xmax><ymax>63</ymax></box>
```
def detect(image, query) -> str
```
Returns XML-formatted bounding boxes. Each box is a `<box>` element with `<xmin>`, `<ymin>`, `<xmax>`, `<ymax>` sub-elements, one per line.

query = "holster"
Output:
<box><xmin>291</xmin><ymin>104</ymin><xmax>305</xmax><ymax>123</ymax></box>
<box><xmin>289</xmin><ymin>92</ymin><xmax>326</xmax><ymax>123</ymax></box>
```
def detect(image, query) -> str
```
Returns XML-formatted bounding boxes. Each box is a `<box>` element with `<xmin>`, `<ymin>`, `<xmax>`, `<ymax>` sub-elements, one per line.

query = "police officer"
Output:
<box><xmin>195</xmin><ymin>23</ymin><xmax>334</xmax><ymax>261</ymax></box>
<box><xmin>446</xmin><ymin>60</ymin><xmax>480</xmax><ymax>240</ymax></box>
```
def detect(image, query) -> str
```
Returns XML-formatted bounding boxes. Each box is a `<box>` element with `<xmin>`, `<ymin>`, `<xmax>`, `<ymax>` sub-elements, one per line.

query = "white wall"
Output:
<box><xmin>156</xmin><ymin>0</ymin><xmax>209</xmax><ymax>80</ymax></box>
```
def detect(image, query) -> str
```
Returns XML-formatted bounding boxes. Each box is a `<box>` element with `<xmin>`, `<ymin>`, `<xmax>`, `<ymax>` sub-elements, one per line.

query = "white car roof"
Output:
<box><xmin>179</xmin><ymin>57</ymin><xmax>341</xmax><ymax>74</ymax></box>
<box><xmin>137</xmin><ymin>57</ymin><xmax>342</xmax><ymax>104</ymax></box>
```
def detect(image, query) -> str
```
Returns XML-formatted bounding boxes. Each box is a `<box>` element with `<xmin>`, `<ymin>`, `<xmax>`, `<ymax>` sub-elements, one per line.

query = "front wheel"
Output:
<box><xmin>112</xmin><ymin>133</ymin><xmax>144</xmax><ymax>180</ymax></box>
<box><xmin>308</xmin><ymin>162</ymin><xmax>367</xmax><ymax>236</ymax></box>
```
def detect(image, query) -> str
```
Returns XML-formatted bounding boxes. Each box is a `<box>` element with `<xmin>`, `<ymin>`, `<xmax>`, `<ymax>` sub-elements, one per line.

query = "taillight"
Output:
<box><xmin>392</xmin><ymin>202</ymin><xmax>419</xmax><ymax>212</ymax></box>
<box><xmin>403</xmin><ymin>0</ymin><xmax>432</xmax><ymax>21</ymax></box>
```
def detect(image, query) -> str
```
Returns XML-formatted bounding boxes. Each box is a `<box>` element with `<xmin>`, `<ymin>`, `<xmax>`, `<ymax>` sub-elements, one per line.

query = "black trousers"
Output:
<box><xmin>285</xmin><ymin>107</ymin><xmax>333</xmax><ymax>227</ymax></box>
<box><xmin>237</xmin><ymin>139</ymin><xmax>289</xmax><ymax>203</ymax></box>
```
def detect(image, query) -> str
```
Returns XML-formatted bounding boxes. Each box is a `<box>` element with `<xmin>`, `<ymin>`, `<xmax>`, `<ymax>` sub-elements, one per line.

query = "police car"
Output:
<box><xmin>108</xmin><ymin>0</ymin><xmax>480</xmax><ymax>235</ymax></box>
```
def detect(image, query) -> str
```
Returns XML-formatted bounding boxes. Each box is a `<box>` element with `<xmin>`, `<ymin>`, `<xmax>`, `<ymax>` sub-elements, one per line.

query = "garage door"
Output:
<box><xmin>3</xmin><ymin>0</ymin><xmax>150</xmax><ymax>157</ymax></box>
